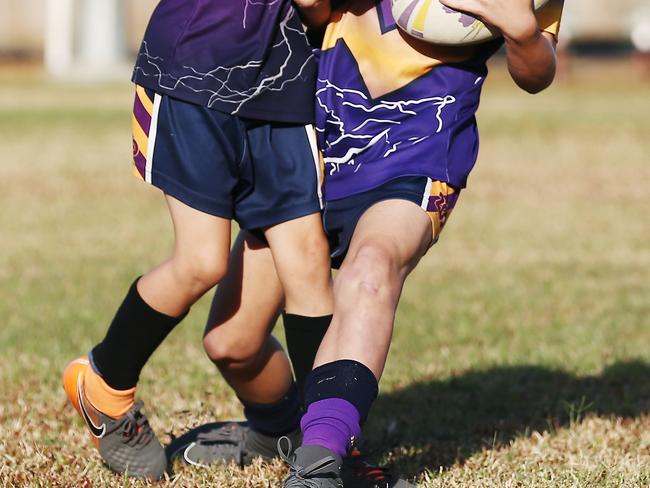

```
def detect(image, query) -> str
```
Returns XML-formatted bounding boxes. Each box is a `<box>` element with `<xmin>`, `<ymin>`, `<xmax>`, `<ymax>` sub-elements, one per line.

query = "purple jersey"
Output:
<box><xmin>132</xmin><ymin>0</ymin><xmax>316</xmax><ymax>124</ymax></box>
<box><xmin>317</xmin><ymin>0</ymin><xmax>563</xmax><ymax>201</ymax></box>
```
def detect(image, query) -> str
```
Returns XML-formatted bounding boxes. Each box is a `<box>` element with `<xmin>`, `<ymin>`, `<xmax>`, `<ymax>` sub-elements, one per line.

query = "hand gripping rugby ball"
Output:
<box><xmin>391</xmin><ymin>0</ymin><xmax>551</xmax><ymax>46</ymax></box>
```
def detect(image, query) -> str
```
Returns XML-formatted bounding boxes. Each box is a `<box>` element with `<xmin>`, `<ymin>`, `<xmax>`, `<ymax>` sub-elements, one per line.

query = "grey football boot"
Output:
<box><xmin>279</xmin><ymin>438</ymin><xmax>344</xmax><ymax>488</ymax></box>
<box><xmin>63</xmin><ymin>357</ymin><xmax>167</xmax><ymax>479</ymax></box>
<box><xmin>175</xmin><ymin>423</ymin><xmax>414</xmax><ymax>487</ymax></box>
<box><xmin>95</xmin><ymin>401</ymin><xmax>167</xmax><ymax>478</ymax></box>
<box><xmin>176</xmin><ymin>422</ymin><xmax>248</xmax><ymax>467</ymax></box>
<box><xmin>172</xmin><ymin>421</ymin><xmax>302</xmax><ymax>467</ymax></box>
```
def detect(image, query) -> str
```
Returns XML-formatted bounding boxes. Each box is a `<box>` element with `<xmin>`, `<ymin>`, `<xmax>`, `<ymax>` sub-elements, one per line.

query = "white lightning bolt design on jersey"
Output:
<box><xmin>316</xmin><ymin>79</ymin><xmax>456</xmax><ymax>176</ymax></box>
<box><xmin>133</xmin><ymin>6</ymin><xmax>313</xmax><ymax>115</ymax></box>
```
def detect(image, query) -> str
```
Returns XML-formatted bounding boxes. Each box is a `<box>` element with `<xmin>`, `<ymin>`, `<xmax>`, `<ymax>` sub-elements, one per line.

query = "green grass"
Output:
<box><xmin>1</xmin><ymin>60</ymin><xmax>649</xmax><ymax>487</ymax></box>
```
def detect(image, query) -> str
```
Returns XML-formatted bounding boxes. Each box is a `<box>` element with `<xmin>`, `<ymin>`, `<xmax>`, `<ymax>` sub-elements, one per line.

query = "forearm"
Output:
<box><xmin>294</xmin><ymin>0</ymin><xmax>331</xmax><ymax>29</ymax></box>
<box><xmin>439</xmin><ymin>0</ymin><xmax>558</xmax><ymax>93</ymax></box>
<box><xmin>504</xmin><ymin>28</ymin><xmax>557</xmax><ymax>94</ymax></box>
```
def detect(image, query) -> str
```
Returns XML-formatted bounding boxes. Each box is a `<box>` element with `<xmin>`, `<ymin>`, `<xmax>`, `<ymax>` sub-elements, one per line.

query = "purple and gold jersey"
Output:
<box><xmin>132</xmin><ymin>0</ymin><xmax>316</xmax><ymax>124</ymax></box>
<box><xmin>317</xmin><ymin>0</ymin><xmax>563</xmax><ymax>201</ymax></box>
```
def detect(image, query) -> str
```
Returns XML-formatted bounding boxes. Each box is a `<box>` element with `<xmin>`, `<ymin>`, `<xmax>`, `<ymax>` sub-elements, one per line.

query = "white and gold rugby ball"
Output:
<box><xmin>391</xmin><ymin>0</ymin><xmax>550</xmax><ymax>46</ymax></box>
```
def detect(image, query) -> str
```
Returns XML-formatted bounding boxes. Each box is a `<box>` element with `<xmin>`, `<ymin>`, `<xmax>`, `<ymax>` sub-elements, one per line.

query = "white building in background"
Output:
<box><xmin>0</xmin><ymin>0</ymin><xmax>159</xmax><ymax>52</ymax></box>
<box><xmin>42</xmin><ymin>0</ymin><xmax>129</xmax><ymax>78</ymax></box>
<box><xmin>1</xmin><ymin>0</ymin><xmax>158</xmax><ymax>77</ymax></box>
<box><xmin>44</xmin><ymin>0</ymin><xmax>74</xmax><ymax>76</ymax></box>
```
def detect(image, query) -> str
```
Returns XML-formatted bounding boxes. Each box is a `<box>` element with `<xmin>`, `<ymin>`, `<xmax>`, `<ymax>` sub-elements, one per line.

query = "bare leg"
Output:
<box><xmin>264</xmin><ymin>212</ymin><xmax>333</xmax><ymax>316</ymax></box>
<box><xmin>203</xmin><ymin>231</ymin><xmax>290</xmax><ymax>403</ymax></box>
<box><xmin>139</xmin><ymin>194</ymin><xmax>232</xmax><ymax>316</ymax></box>
<box><xmin>199</xmin><ymin>214</ymin><xmax>333</xmax><ymax>464</ymax></box>
<box><xmin>204</xmin><ymin>212</ymin><xmax>333</xmax><ymax>404</ymax></box>
<box><xmin>84</xmin><ymin>194</ymin><xmax>232</xmax><ymax>415</ymax></box>
<box><xmin>314</xmin><ymin>200</ymin><xmax>433</xmax><ymax>378</ymax></box>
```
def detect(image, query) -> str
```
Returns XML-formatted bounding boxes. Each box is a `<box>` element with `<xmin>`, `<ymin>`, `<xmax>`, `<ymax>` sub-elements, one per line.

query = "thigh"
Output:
<box><xmin>313</xmin><ymin>200</ymin><xmax>433</xmax><ymax>376</ymax></box>
<box><xmin>263</xmin><ymin>212</ymin><xmax>329</xmax><ymax>267</ymax></box>
<box><xmin>324</xmin><ymin>176</ymin><xmax>444</xmax><ymax>269</ymax></box>
<box><xmin>263</xmin><ymin>212</ymin><xmax>333</xmax><ymax>315</ymax></box>
<box><xmin>166</xmin><ymin>194</ymin><xmax>232</xmax><ymax>265</ymax></box>
<box><xmin>346</xmin><ymin>199</ymin><xmax>433</xmax><ymax>282</ymax></box>
<box><xmin>137</xmin><ymin>195</ymin><xmax>232</xmax><ymax>314</ymax></box>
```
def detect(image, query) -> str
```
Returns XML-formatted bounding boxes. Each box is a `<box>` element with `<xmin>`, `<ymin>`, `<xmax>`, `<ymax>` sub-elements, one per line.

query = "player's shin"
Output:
<box><xmin>197</xmin><ymin>233</ymin><xmax>304</xmax><ymax>463</ymax></box>
<box><xmin>301</xmin><ymin>360</ymin><xmax>378</xmax><ymax>457</ymax></box>
<box><xmin>264</xmin><ymin>213</ymin><xmax>334</xmax><ymax>396</ymax></box>
<box><xmin>201</xmin><ymin>335</ymin><xmax>304</xmax><ymax>464</ymax></box>
<box><xmin>88</xmin><ymin>277</ymin><xmax>187</xmax><ymax>415</ymax></box>
<box><xmin>279</xmin><ymin>360</ymin><xmax>379</xmax><ymax>487</ymax></box>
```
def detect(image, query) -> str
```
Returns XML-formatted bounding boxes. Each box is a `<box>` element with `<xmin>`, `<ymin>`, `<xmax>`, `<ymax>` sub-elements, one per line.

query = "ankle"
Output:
<box><xmin>84</xmin><ymin>365</ymin><xmax>136</xmax><ymax>418</ymax></box>
<box><xmin>242</xmin><ymin>382</ymin><xmax>301</xmax><ymax>436</ymax></box>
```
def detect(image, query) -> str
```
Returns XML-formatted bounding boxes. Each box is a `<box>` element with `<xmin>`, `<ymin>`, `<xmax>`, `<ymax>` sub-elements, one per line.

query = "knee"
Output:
<box><xmin>336</xmin><ymin>241</ymin><xmax>398</xmax><ymax>296</ymax></box>
<box><xmin>174</xmin><ymin>249</ymin><xmax>227</xmax><ymax>293</ymax></box>
<box><xmin>203</xmin><ymin>327</ymin><xmax>263</xmax><ymax>367</ymax></box>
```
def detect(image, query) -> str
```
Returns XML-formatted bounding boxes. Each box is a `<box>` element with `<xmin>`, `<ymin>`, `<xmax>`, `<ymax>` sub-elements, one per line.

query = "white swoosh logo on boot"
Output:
<box><xmin>77</xmin><ymin>374</ymin><xmax>106</xmax><ymax>438</ymax></box>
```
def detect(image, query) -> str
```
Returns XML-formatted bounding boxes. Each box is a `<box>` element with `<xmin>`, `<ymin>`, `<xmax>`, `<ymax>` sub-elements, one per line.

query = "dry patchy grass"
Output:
<box><xmin>1</xmin><ymin>59</ymin><xmax>649</xmax><ymax>486</ymax></box>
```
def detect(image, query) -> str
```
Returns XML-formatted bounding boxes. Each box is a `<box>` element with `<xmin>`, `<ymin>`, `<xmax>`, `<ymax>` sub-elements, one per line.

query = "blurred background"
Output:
<box><xmin>1</xmin><ymin>1</ymin><xmax>649</xmax><ymax>487</ymax></box>
<box><xmin>1</xmin><ymin>0</ymin><xmax>650</xmax><ymax>75</ymax></box>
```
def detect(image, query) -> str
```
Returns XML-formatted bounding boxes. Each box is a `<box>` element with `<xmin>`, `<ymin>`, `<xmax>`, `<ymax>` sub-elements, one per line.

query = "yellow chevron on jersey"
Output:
<box><xmin>537</xmin><ymin>0</ymin><xmax>564</xmax><ymax>39</ymax></box>
<box><xmin>316</xmin><ymin>0</ymin><xmax>564</xmax><ymax>201</ymax></box>
<box><xmin>322</xmin><ymin>2</ymin><xmax>477</xmax><ymax>98</ymax></box>
<box><xmin>322</xmin><ymin>0</ymin><xmax>564</xmax><ymax>99</ymax></box>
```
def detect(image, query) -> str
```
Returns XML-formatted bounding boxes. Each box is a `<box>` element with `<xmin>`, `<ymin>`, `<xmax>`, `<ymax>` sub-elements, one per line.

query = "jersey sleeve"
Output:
<box><xmin>536</xmin><ymin>0</ymin><xmax>564</xmax><ymax>40</ymax></box>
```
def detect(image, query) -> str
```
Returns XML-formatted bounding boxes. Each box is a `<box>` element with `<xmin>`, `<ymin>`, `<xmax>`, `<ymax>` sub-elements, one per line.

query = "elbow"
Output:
<box><xmin>518</xmin><ymin>79</ymin><xmax>552</xmax><ymax>94</ymax></box>
<box><xmin>515</xmin><ymin>66</ymin><xmax>556</xmax><ymax>94</ymax></box>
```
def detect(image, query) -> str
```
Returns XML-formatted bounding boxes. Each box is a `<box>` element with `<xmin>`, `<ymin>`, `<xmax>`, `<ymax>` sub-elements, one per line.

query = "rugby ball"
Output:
<box><xmin>392</xmin><ymin>0</ymin><xmax>550</xmax><ymax>46</ymax></box>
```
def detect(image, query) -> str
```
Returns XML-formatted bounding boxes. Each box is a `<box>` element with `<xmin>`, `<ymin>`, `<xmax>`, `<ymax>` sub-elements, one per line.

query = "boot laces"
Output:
<box><xmin>278</xmin><ymin>437</ymin><xmax>342</xmax><ymax>488</ymax></box>
<box><xmin>196</xmin><ymin>424</ymin><xmax>242</xmax><ymax>447</ymax></box>
<box><xmin>119</xmin><ymin>401</ymin><xmax>154</xmax><ymax>447</ymax></box>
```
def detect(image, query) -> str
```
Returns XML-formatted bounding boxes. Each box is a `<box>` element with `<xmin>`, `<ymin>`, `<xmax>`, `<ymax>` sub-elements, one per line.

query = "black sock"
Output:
<box><xmin>90</xmin><ymin>277</ymin><xmax>187</xmax><ymax>390</ymax></box>
<box><xmin>241</xmin><ymin>382</ymin><xmax>301</xmax><ymax>437</ymax></box>
<box><xmin>240</xmin><ymin>383</ymin><xmax>302</xmax><ymax>461</ymax></box>
<box><xmin>283</xmin><ymin>313</ymin><xmax>332</xmax><ymax>397</ymax></box>
<box><xmin>304</xmin><ymin>360</ymin><xmax>379</xmax><ymax>423</ymax></box>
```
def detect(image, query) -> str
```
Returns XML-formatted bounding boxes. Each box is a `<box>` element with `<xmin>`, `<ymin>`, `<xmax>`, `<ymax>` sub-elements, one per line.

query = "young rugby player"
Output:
<box><xmin>61</xmin><ymin>1</ymin><xmax>335</xmax><ymax>479</ymax></box>
<box><xmin>199</xmin><ymin>0</ymin><xmax>564</xmax><ymax>486</ymax></box>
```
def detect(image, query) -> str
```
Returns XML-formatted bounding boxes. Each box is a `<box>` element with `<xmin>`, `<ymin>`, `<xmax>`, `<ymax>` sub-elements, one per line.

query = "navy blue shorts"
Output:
<box><xmin>132</xmin><ymin>85</ymin><xmax>322</xmax><ymax>231</ymax></box>
<box><xmin>323</xmin><ymin>176</ymin><xmax>460</xmax><ymax>269</ymax></box>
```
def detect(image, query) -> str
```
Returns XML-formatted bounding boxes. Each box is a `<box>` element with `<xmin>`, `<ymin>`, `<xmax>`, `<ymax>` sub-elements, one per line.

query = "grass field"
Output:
<box><xmin>1</xmin><ymin>59</ymin><xmax>649</xmax><ymax>487</ymax></box>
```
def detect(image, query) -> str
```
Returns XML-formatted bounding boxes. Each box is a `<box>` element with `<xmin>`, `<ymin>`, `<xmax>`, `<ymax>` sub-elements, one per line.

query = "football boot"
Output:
<box><xmin>62</xmin><ymin>356</ymin><xmax>167</xmax><ymax>479</ymax></box>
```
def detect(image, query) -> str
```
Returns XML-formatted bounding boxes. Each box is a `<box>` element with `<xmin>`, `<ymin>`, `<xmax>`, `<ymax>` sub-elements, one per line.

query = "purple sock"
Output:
<box><xmin>300</xmin><ymin>398</ymin><xmax>361</xmax><ymax>458</ymax></box>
